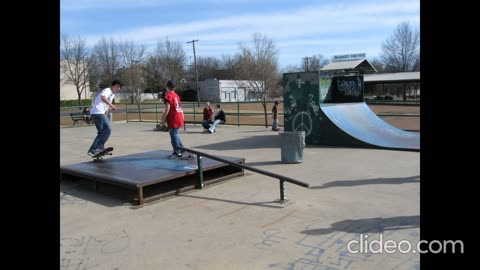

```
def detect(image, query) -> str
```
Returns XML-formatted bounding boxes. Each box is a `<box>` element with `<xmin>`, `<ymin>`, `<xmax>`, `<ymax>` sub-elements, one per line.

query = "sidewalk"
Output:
<box><xmin>61</xmin><ymin>122</ymin><xmax>420</xmax><ymax>270</ymax></box>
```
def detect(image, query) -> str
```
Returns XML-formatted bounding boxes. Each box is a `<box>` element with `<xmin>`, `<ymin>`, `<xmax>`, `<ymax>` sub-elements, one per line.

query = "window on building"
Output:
<box><xmin>222</xmin><ymin>87</ymin><xmax>235</xmax><ymax>101</ymax></box>
<box><xmin>238</xmin><ymin>87</ymin><xmax>246</xmax><ymax>101</ymax></box>
<box><xmin>247</xmin><ymin>90</ymin><xmax>256</xmax><ymax>101</ymax></box>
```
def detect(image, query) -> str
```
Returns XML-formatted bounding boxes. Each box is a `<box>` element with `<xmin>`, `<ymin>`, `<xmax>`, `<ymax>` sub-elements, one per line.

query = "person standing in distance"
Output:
<box><xmin>272</xmin><ymin>100</ymin><xmax>280</xmax><ymax>131</ymax></box>
<box><xmin>159</xmin><ymin>80</ymin><xmax>185</xmax><ymax>158</ymax></box>
<box><xmin>87</xmin><ymin>79</ymin><xmax>123</xmax><ymax>156</ymax></box>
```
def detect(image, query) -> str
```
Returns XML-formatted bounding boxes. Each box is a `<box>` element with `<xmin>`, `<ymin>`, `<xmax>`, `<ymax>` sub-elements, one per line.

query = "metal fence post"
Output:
<box><xmin>237</xmin><ymin>100</ymin><xmax>240</xmax><ymax>127</ymax></box>
<box><xmin>125</xmin><ymin>103</ymin><xmax>128</xmax><ymax>123</ymax></box>
<box><xmin>184</xmin><ymin>109</ymin><xmax>187</xmax><ymax>130</ymax></box>
<box><xmin>193</xmin><ymin>103</ymin><xmax>196</xmax><ymax>125</ymax></box>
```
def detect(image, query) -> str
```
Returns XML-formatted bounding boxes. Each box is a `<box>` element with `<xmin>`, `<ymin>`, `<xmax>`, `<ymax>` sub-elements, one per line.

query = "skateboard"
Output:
<box><xmin>92</xmin><ymin>147</ymin><xmax>114</xmax><ymax>160</ymax></box>
<box><xmin>180</xmin><ymin>154</ymin><xmax>195</xmax><ymax>160</ymax></box>
<box><xmin>155</xmin><ymin>124</ymin><xmax>169</xmax><ymax>132</ymax></box>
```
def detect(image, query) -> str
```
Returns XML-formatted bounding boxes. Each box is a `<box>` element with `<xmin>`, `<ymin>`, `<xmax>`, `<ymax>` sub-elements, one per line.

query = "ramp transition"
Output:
<box><xmin>316</xmin><ymin>102</ymin><xmax>419</xmax><ymax>151</ymax></box>
<box><xmin>283</xmin><ymin>71</ymin><xmax>419</xmax><ymax>151</ymax></box>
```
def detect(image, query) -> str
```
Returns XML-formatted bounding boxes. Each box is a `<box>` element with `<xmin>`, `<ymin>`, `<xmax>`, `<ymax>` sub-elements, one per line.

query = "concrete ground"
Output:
<box><xmin>60</xmin><ymin>122</ymin><xmax>420</xmax><ymax>270</ymax></box>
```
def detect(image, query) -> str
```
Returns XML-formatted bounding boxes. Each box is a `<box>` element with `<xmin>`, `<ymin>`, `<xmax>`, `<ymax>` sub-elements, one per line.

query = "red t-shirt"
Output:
<box><xmin>203</xmin><ymin>107</ymin><xmax>213</xmax><ymax>120</ymax></box>
<box><xmin>164</xmin><ymin>91</ymin><xmax>184</xmax><ymax>128</ymax></box>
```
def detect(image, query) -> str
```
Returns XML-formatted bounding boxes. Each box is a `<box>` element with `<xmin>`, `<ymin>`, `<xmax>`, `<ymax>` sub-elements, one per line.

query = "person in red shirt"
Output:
<box><xmin>159</xmin><ymin>80</ymin><xmax>185</xmax><ymax>158</ymax></box>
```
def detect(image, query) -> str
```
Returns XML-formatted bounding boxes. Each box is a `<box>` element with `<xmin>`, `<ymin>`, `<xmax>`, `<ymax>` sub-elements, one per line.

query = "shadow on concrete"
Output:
<box><xmin>301</xmin><ymin>215</ymin><xmax>419</xmax><ymax>235</ymax></box>
<box><xmin>196</xmin><ymin>134</ymin><xmax>280</xmax><ymax>150</ymax></box>
<box><xmin>238</xmin><ymin>129</ymin><xmax>279</xmax><ymax>133</ymax></box>
<box><xmin>305</xmin><ymin>145</ymin><xmax>352</xmax><ymax>150</ymax></box>
<box><xmin>245</xmin><ymin>160</ymin><xmax>284</xmax><ymax>167</ymax></box>
<box><xmin>310</xmin><ymin>175</ymin><xmax>419</xmax><ymax>189</ymax></box>
<box><xmin>142</xmin><ymin>128</ymin><xmax>204</xmax><ymax>134</ymax></box>
<box><xmin>182</xmin><ymin>130</ymin><xmax>212</xmax><ymax>134</ymax></box>
<box><xmin>61</xmin><ymin>181</ymin><xmax>128</xmax><ymax>208</ymax></box>
<box><xmin>176</xmin><ymin>194</ymin><xmax>284</xmax><ymax>209</ymax></box>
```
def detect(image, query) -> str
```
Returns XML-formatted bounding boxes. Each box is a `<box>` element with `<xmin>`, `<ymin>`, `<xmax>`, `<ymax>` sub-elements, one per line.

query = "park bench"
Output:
<box><xmin>70</xmin><ymin>112</ymin><xmax>91</xmax><ymax>125</ymax></box>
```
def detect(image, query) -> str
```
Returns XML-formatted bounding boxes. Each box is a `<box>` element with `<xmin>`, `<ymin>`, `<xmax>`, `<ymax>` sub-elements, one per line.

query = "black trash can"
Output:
<box><xmin>279</xmin><ymin>131</ymin><xmax>306</xmax><ymax>163</ymax></box>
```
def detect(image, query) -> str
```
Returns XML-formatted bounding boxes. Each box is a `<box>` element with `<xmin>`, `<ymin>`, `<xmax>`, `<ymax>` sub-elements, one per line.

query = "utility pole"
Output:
<box><xmin>187</xmin><ymin>39</ymin><xmax>200</xmax><ymax>107</ymax></box>
<box><xmin>302</xmin><ymin>57</ymin><xmax>311</xmax><ymax>71</ymax></box>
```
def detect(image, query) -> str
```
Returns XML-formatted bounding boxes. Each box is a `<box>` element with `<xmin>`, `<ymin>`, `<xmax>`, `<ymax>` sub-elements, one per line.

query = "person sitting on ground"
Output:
<box><xmin>202</xmin><ymin>101</ymin><xmax>213</xmax><ymax>131</ymax></box>
<box><xmin>208</xmin><ymin>104</ymin><xmax>226</xmax><ymax>133</ymax></box>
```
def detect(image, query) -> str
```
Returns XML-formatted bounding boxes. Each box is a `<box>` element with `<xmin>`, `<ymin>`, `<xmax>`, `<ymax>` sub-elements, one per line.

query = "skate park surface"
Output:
<box><xmin>60</xmin><ymin>122</ymin><xmax>420</xmax><ymax>270</ymax></box>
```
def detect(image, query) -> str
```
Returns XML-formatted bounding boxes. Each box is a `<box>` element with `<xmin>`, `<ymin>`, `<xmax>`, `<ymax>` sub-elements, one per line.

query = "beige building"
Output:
<box><xmin>60</xmin><ymin>61</ymin><xmax>91</xmax><ymax>100</ymax></box>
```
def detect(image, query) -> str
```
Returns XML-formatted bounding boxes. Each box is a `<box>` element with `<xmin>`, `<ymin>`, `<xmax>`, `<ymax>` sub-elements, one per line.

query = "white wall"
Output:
<box><xmin>199</xmin><ymin>79</ymin><xmax>263</xmax><ymax>102</ymax></box>
<box><xmin>60</xmin><ymin>71</ymin><xmax>91</xmax><ymax>100</ymax></box>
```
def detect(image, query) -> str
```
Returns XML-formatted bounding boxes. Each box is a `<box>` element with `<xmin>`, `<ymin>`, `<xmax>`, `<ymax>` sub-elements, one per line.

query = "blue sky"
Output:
<box><xmin>60</xmin><ymin>0</ymin><xmax>420</xmax><ymax>69</ymax></box>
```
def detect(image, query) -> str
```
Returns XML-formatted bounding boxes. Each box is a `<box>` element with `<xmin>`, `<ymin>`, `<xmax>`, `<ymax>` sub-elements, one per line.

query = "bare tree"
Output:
<box><xmin>281</xmin><ymin>64</ymin><xmax>303</xmax><ymax>73</ymax></box>
<box><xmin>269</xmin><ymin>74</ymin><xmax>284</xmax><ymax>99</ymax></box>
<box><xmin>143</xmin><ymin>57</ymin><xmax>164</xmax><ymax>97</ymax></box>
<box><xmin>369</xmin><ymin>58</ymin><xmax>384</xmax><ymax>73</ymax></box>
<box><xmin>302</xmin><ymin>54</ymin><xmax>330</xmax><ymax>71</ymax></box>
<box><xmin>380</xmin><ymin>22</ymin><xmax>420</xmax><ymax>100</ymax></box>
<box><xmin>60</xmin><ymin>34</ymin><xmax>92</xmax><ymax>106</ymax></box>
<box><xmin>216</xmin><ymin>54</ymin><xmax>240</xmax><ymax>79</ymax></box>
<box><xmin>93</xmin><ymin>37</ymin><xmax>121</xmax><ymax>88</ymax></box>
<box><xmin>310</xmin><ymin>54</ymin><xmax>330</xmax><ymax>71</ymax></box>
<box><xmin>195</xmin><ymin>56</ymin><xmax>221</xmax><ymax>81</ymax></box>
<box><xmin>118</xmin><ymin>40</ymin><xmax>147</xmax><ymax>119</ymax></box>
<box><xmin>143</xmin><ymin>38</ymin><xmax>187</xmax><ymax>93</ymax></box>
<box><xmin>88</xmin><ymin>56</ymin><xmax>103</xmax><ymax>93</ymax></box>
<box><xmin>282</xmin><ymin>54</ymin><xmax>329</xmax><ymax>73</ymax></box>
<box><xmin>380</xmin><ymin>21</ymin><xmax>420</xmax><ymax>72</ymax></box>
<box><xmin>412</xmin><ymin>57</ymin><xmax>420</xmax><ymax>72</ymax></box>
<box><xmin>157</xmin><ymin>38</ymin><xmax>187</xmax><ymax>82</ymax></box>
<box><xmin>236</xmin><ymin>33</ymin><xmax>279</xmax><ymax>128</ymax></box>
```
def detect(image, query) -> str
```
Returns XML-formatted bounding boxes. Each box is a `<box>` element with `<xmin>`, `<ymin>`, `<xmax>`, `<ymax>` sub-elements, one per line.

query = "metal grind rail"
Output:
<box><xmin>178</xmin><ymin>147</ymin><xmax>310</xmax><ymax>204</ymax></box>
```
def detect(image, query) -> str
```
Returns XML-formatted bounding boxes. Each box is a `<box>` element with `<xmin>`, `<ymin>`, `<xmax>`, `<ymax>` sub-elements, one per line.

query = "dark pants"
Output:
<box><xmin>202</xmin><ymin>119</ymin><xmax>213</xmax><ymax>129</ymax></box>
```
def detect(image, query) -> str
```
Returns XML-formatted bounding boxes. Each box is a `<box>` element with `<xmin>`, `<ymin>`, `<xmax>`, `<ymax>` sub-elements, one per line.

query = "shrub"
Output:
<box><xmin>60</xmin><ymin>99</ymin><xmax>93</xmax><ymax>107</ymax></box>
<box><xmin>178</xmin><ymin>89</ymin><xmax>197</xmax><ymax>101</ymax></box>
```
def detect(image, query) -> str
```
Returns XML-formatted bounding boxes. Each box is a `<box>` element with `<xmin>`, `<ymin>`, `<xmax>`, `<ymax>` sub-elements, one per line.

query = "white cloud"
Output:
<box><xmin>76</xmin><ymin>0</ymin><xmax>419</xmax><ymax>66</ymax></box>
<box><xmin>61</xmin><ymin>0</ymin><xmax>285</xmax><ymax>11</ymax></box>
<box><xmin>87</xmin><ymin>2</ymin><xmax>417</xmax><ymax>40</ymax></box>
<box><xmin>60</xmin><ymin>0</ymin><xmax>199</xmax><ymax>11</ymax></box>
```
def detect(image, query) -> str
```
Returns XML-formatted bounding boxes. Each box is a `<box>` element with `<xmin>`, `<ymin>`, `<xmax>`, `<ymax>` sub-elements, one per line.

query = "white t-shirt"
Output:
<box><xmin>90</xmin><ymin>88</ymin><xmax>115</xmax><ymax>114</ymax></box>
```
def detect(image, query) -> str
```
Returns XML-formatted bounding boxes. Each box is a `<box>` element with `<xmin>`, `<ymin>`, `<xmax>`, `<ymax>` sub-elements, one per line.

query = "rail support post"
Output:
<box><xmin>197</xmin><ymin>156</ymin><xmax>204</xmax><ymax>189</ymax></box>
<box><xmin>279</xmin><ymin>179</ymin><xmax>286</xmax><ymax>203</ymax></box>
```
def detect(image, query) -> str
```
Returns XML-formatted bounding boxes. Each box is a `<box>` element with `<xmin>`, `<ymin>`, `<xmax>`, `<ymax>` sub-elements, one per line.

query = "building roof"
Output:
<box><xmin>363</xmin><ymin>72</ymin><xmax>420</xmax><ymax>83</ymax></box>
<box><xmin>320</xmin><ymin>58</ymin><xmax>377</xmax><ymax>74</ymax></box>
